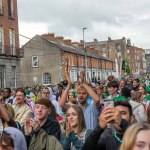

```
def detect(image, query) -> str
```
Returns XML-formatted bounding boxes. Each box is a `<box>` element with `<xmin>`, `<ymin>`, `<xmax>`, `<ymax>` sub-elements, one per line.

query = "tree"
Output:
<box><xmin>125</xmin><ymin>58</ymin><xmax>131</xmax><ymax>75</ymax></box>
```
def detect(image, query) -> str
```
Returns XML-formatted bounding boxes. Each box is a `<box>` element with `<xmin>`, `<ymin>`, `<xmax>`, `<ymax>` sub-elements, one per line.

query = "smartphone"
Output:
<box><xmin>104</xmin><ymin>100</ymin><xmax>114</xmax><ymax>108</ymax></box>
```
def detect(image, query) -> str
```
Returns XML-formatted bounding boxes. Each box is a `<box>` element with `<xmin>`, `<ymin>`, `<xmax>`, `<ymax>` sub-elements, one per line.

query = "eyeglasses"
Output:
<box><xmin>42</xmin><ymin>92</ymin><xmax>50</xmax><ymax>94</ymax></box>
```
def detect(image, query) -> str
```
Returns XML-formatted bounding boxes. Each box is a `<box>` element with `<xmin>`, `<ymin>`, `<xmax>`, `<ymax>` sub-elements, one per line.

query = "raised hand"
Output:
<box><xmin>24</xmin><ymin>119</ymin><xmax>33</xmax><ymax>135</ymax></box>
<box><xmin>79</xmin><ymin>71</ymin><xmax>85</xmax><ymax>83</ymax></box>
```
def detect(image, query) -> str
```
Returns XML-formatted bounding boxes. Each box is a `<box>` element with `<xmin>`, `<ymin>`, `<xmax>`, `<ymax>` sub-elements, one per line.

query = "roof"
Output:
<box><xmin>40</xmin><ymin>35</ymin><xmax>113</xmax><ymax>62</ymax></box>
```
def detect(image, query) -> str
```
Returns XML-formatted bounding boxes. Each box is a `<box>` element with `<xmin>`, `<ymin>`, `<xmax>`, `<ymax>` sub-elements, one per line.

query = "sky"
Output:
<box><xmin>18</xmin><ymin>0</ymin><xmax>150</xmax><ymax>49</ymax></box>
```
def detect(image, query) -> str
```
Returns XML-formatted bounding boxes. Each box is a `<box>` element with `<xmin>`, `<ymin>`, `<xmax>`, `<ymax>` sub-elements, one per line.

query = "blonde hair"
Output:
<box><xmin>120</xmin><ymin>123</ymin><xmax>150</xmax><ymax>150</ymax></box>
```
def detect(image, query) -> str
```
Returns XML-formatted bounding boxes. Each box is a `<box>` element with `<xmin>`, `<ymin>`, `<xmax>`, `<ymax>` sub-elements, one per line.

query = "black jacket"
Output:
<box><xmin>82</xmin><ymin>119</ymin><xmax>128</xmax><ymax>150</ymax></box>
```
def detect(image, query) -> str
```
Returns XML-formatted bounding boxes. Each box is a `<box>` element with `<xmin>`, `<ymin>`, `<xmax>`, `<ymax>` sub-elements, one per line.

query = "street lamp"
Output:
<box><xmin>83</xmin><ymin>27</ymin><xmax>87</xmax><ymax>81</ymax></box>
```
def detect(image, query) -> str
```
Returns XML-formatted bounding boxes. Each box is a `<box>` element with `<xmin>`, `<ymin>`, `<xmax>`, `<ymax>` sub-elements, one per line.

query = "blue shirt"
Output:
<box><xmin>80</xmin><ymin>103</ymin><xmax>99</xmax><ymax>130</ymax></box>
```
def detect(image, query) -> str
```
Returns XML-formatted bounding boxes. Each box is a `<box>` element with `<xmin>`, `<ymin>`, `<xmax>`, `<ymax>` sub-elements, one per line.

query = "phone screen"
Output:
<box><xmin>104</xmin><ymin>101</ymin><xmax>114</xmax><ymax>108</ymax></box>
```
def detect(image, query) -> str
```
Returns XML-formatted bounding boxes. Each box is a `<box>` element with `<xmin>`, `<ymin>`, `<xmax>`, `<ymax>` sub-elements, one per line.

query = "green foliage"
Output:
<box><xmin>125</xmin><ymin>58</ymin><xmax>131</xmax><ymax>75</ymax></box>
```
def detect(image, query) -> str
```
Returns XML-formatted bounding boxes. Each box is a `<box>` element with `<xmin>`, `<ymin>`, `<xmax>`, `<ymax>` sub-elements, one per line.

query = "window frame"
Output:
<box><xmin>42</xmin><ymin>73</ymin><xmax>51</xmax><ymax>85</ymax></box>
<box><xmin>32</xmin><ymin>56</ymin><xmax>39</xmax><ymax>68</ymax></box>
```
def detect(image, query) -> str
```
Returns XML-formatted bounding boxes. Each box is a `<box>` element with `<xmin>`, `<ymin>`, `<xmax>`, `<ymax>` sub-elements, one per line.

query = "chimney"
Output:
<box><xmin>63</xmin><ymin>39</ymin><xmax>72</xmax><ymax>45</ymax></box>
<box><xmin>42</xmin><ymin>33</ymin><xmax>55</xmax><ymax>39</ymax></box>
<box><xmin>108</xmin><ymin>37</ymin><xmax>111</xmax><ymax>41</ymax></box>
<box><xmin>55</xmin><ymin>36</ymin><xmax>64</xmax><ymax>42</ymax></box>
<box><xmin>127</xmin><ymin>38</ymin><xmax>131</xmax><ymax>46</ymax></box>
<box><xmin>94</xmin><ymin>38</ymin><xmax>98</xmax><ymax>44</ymax></box>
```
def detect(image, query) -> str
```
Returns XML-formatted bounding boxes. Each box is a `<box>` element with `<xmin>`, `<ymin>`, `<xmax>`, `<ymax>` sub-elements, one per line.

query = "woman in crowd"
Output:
<box><xmin>130</xmin><ymin>91</ymin><xmax>147</xmax><ymax>123</ymax></box>
<box><xmin>138</xmin><ymin>85</ymin><xmax>149</xmax><ymax>101</ymax></box>
<box><xmin>61</xmin><ymin>105</ymin><xmax>91</xmax><ymax>150</ymax></box>
<box><xmin>138</xmin><ymin>85</ymin><xmax>150</xmax><ymax>111</ymax></box>
<box><xmin>120</xmin><ymin>123</ymin><xmax>150</xmax><ymax>150</ymax></box>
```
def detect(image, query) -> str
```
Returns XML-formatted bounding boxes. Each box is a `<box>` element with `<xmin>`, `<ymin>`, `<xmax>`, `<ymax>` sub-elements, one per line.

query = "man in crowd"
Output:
<box><xmin>12</xmin><ymin>88</ymin><xmax>32</xmax><ymax>127</ymax></box>
<box><xmin>24</xmin><ymin>97</ymin><xmax>61</xmax><ymax>149</ymax></box>
<box><xmin>130</xmin><ymin>78</ymin><xmax>140</xmax><ymax>93</ymax></box>
<box><xmin>42</xmin><ymin>87</ymin><xmax>62</xmax><ymax>114</ymax></box>
<box><xmin>76</xmin><ymin>71</ymin><xmax>101</xmax><ymax>130</ymax></box>
<box><xmin>82</xmin><ymin>100</ymin><xmax>134</xmax><ymax>150</ymax></box>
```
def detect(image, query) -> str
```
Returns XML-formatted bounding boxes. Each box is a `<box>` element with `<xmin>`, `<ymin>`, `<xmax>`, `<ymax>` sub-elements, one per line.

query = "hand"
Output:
<box><xmin>29</xmin><ymin>118</ymin><xmax>40</xmax><ymax>132</ymax></box>
<box><xmin>105</xmin><ymin>108</ymin><xmax>122</xmax><ymax>126</ymax></box>
<box><xmin>99</xmin><ymin>109</ymin><xmax>110</xmax><ymax>129</ymax></box>
<box><xmin>65</xmin><ymin>68</ymin><xmax>72</xmax><ymax>84</ymax></box>
<box><xmin>66</xmin><ymin>122</ymin><xmax>72</xmax><ymax>136</ymax></box>
<box><xmin>24</xmin><ymin>119</ymin><xmax>33</xmax><ymax>135</ymax></box>
<box><xmin>79</xmin><ymin>71</ymin><xmax>85</xmax><ymax>83</ymax></box>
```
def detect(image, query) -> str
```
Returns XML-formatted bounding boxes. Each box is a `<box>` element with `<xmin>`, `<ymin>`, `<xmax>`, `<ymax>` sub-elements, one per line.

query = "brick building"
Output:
<box><xmin>0</xmin><ymin>0</ymin><xmax>21</xmax><ymax>88</ymax></box>
<box><xmin>86</xmin><ymin>37</ymin><xmax>146</xmax><ymax>77</ymax></box>
<box><xmin>20</xmin><ymin>34</ymin><xmax>115</xmax><ymax>86</ymax></box>
<box><xmin>126</xmin><ymin>39</ymin><xmax>146</xmax><ymax>75</ymax></box>
<box><xmin>86</xmin><ymin>37</ymin><xmax>127</xmax><ymax>78</ymax></box>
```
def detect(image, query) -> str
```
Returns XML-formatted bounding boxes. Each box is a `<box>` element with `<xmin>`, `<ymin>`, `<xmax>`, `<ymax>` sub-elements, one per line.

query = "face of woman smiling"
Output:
<box><xmin>67</xmin><ymin>107</ymin><xmax>78</xmax><ymax>128</ymax></box>
<box><xmin>133</xmin><ymin>130</ymin><xmax>150</xmax><ymax>150</ymax></box>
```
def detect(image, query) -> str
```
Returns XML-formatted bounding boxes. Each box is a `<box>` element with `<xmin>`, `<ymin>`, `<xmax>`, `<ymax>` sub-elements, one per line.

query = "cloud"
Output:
<box><xmin>18</xmin><ymin>0</ymin><xmax>150</xmax><ymax>48</ymax></box>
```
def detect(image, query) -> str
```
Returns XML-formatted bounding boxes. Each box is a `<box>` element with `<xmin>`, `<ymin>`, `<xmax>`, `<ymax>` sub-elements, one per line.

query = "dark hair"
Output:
<box><xmin>121</xmin><ymin>87</ymin><xmax>131</xmax><ymax>98</ymax></box>
<box><xmin>35</xmin><ymin>97</ymin><xmax>52</xmax><ymax>108</ymax></box>
<box><xmin>114</xmin><ymin>100</ymin><xmax>133</xmax><ymax>116</ymax></box>
<box><xmin>16</xmin><ymin>88</ymin><xmax>26</xmax><ymax>96</ymax></box>
<box><xmin>0</xmin><ymin>132</ymin><xmax>14</xmax><ymax>148</ymax></box>
<box><xmin>3</xmin><ymin>88</ymin><xmax>11</xmax><ymax>93</ymax></box>
<box><xmin>107</xmin><ymin>81</ymin><xmax>119</xmax><ymax>89</ymax></box>
<box><xmin>133</xmin><ymin>78</ymin><xmax>140</xmax><ymax>83</ymax></box>
<box><xmin>120</xmin><ymin>79</ymin><xmax>126</xmax><ymax>84</ymax></box>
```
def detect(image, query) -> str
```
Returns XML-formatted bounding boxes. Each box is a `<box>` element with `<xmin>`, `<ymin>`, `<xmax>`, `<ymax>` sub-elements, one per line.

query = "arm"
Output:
<box><xmin>82</xmin><ymin>125</ymin><xmax>105</xmax><ymax>150</ymax></box>
<box><xmin>0</xmin><ymin>104</ymin><xmax>17</xmax><ymax>127</ymax></box>
<box><xmin>59</xmin><ymin>83</ymin><xmax>72</xmax><ymax>109</ymax></box>
<box><xmin>59</xmin><ymin>67</ymin><xmax>72</xmax><ymax>109</ymax></box>
<box><xmin>82</xmin><ymin>83</ymin><xmax>100</xmax><ymax>108</ymax></box>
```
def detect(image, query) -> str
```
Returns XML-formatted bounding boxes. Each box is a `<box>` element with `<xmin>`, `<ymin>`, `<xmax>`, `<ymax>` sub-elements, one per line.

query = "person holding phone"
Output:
<box><xmin>82</xmin><ymin>100</ymin><xmax>135</xmax><ymax>150</ymax></box>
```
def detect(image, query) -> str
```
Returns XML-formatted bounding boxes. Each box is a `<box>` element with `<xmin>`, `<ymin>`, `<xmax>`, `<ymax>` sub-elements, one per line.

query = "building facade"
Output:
<box><xmin>145</xmin><ymin>49</ymin><xmax>150</xmax><ymax>73</ymax></box>
<box><xmin>86</xmin><ymin>37</ymin><xmax>127</xmax><ymax>78</ymax></box>
<box><xmin>86</xmin><ymin>37</ymin><xmax>146</xmax><ymax>77</ymax></box>
<box><xmin>20</xmin><ymin>34</ymin><xmax>115</xmax><ymax>86</ymax></box>
<box><xmin>0</xmin><ymin>0</ymin><xmax>21</xmax><ymax>89</ymax></box>
<box><xmin>127</xmin><ymin>43</ymin><xmax>146</xmax><ymax>75</ymax></box>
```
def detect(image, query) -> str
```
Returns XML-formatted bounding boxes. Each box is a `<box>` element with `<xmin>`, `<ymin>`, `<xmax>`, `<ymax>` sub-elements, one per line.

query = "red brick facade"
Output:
<box><xmin>0</xmin><ymin>0</ymin><xmax>19</xmax><ymax>56</ymax></box>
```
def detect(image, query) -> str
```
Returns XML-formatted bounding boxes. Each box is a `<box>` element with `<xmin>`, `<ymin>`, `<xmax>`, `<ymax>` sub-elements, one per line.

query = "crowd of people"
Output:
<box><xmin>0</xmin><ymin>69</ymin><xmax>150</xmax><ymax>150</ymax></box>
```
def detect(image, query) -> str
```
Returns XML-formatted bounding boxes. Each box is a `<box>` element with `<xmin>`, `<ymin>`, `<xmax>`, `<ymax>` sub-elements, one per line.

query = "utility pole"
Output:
<box><xmin>83</xmin><ymin>27</ymin><xmax>87</xmax><ymax>81</ymax></box>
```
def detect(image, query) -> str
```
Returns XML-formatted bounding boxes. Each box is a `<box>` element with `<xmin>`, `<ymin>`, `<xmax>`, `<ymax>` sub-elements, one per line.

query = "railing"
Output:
<box><xmin>0</xmin><ymin>44</ymin><xmax>21</xmax><ymax>57</ymax></box>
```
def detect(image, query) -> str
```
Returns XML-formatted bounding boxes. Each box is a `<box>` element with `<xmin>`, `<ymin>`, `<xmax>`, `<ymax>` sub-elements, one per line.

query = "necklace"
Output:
<box><xmin>114</xmin><ymin>132</ymin><xmax>122</xmax><ymax>143</ymax></box>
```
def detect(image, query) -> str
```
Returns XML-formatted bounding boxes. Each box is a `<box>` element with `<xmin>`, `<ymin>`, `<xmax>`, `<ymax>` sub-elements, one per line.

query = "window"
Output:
<box><xmin>8</xmin><ymin>0</ymin><xmax>14</xmax><ymax>19</ymax></box>
<box><xmin>9</xmin><ymin>29</ymin><xmax>15</xmax><ymax>55</ymax></box>
<box><xmin>0</xmin><ymin>65</ymin><xmax>5</xmax><ymax>88</ymax></box>
<box><xmin>0</xmin><ymin>0</ymin><xmax>3</xmax><ymax>15</ymax></box>
<box><xmin>11</xmin><ymin>66</ymin><xmax>16</xmax><ymax>88</ymax></box>
<box><xmin>43</xmin><ymin>73</ymin><xmax>51</xmax><ymax>85</ymax></box>
<box><xmin>32</xmin><ymin>56</ymin><xmax>39</xmax><ymax>67</ymax></box>
<box><xmin>0</xmin><ymin>26</ymin><xmax>4</xmax><ymax>54</ymax></box>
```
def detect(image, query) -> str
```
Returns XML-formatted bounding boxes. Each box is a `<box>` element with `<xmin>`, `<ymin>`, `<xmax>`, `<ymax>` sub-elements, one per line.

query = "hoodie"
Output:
<box><xmin>5</xmin><ymin>127</ymin><xmax>27</xmax><ymax>150</ymax></box>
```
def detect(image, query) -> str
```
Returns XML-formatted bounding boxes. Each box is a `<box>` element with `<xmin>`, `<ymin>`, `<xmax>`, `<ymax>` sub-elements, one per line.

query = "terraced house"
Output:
<box><xmin>20</xmin><ymin>33</ymin><xmax>115</xmax><ymax>86</ymax></box>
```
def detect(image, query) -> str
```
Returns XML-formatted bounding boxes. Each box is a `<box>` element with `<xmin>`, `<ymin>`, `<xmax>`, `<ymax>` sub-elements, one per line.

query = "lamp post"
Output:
<box><xmin>83</xmin><ymin>27</ymin><xmax>87</xmax><ymax>81</ymax></box>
